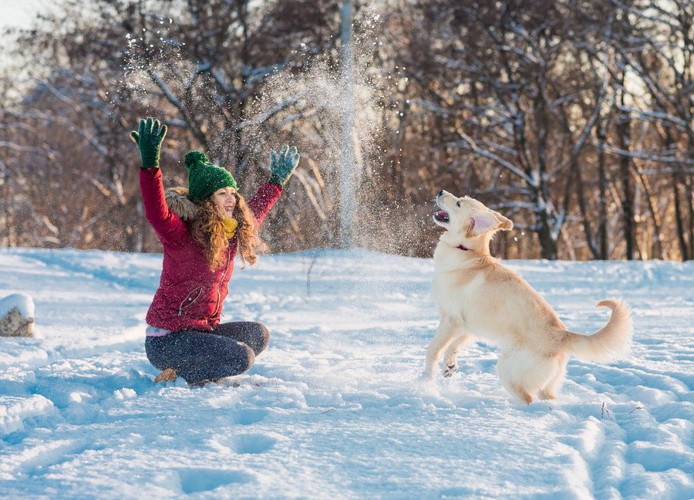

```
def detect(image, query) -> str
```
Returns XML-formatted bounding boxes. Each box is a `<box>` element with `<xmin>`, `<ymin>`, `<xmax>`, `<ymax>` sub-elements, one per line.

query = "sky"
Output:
<box><xmin>0</xmin><ymin>0</ymin><xmax>44</xmax><ymax>69</ymax></box>
<box><xmin>0</xmin><ymin>1</ymin><xmax>42</xmax><ymax>30</ymax></box>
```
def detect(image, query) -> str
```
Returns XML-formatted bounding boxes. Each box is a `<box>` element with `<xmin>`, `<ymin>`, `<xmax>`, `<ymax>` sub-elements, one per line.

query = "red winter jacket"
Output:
<box><xmin>140</xmin><ymin>168</ymin><xmax>282</xmax><ymax>332</ymax></box>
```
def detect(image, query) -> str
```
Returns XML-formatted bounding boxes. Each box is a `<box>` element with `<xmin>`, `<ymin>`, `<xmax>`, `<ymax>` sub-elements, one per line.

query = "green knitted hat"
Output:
<box><xmin>184</xmin><ymin>151</ymin><xmax>237</xmax><ymax>202</ymax></box>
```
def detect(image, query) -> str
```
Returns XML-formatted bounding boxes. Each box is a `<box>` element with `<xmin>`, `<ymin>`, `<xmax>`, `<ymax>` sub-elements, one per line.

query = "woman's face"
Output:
<box><xmin>212</xmin><ymin>187</ymin><xmax>237</xmax><ymax>217</ymax></box>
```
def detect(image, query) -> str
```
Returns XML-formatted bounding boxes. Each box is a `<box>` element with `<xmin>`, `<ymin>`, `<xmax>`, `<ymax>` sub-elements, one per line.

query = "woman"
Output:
<box><xmin>131</xmin><ymin>117</ymin><xmax>299</xmax><ymax>385</ymax></box>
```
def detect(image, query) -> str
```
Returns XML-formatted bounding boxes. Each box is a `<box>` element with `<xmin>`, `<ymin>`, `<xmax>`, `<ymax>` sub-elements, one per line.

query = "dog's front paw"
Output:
<box><xmin>443</xmin><ymin>364</ymin><xmax>458</xmax><ymax>378</ymax></box>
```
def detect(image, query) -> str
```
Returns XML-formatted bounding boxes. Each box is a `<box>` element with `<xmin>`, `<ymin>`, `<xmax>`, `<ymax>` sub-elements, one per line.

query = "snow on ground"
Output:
<box><xmin>0</xmin><ymin>247</ymin><xmax>692</xmax><ymax>499</ymax></box>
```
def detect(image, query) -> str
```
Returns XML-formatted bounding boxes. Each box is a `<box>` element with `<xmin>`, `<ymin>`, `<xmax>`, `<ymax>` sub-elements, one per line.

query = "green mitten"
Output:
<box><xmin>268</xmin><ymin>145</ymin><xmax>300</xmax><ymax>186</ymax></box>
<box><xmin>130</xmin><ymin>117</ymin><xmax>167</xmax><ymax>169</ymax></box>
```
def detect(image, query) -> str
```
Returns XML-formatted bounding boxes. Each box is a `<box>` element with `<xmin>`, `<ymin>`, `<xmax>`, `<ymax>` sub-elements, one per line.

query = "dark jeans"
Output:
<box><xmin>145</xmin><ymin>321</ymin><xmax>270</xmax><ymax>384</ymax></box>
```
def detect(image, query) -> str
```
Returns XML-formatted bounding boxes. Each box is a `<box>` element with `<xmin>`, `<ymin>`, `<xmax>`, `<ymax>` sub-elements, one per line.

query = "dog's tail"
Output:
<box><xmin>563</xmin><ymin>299</ymin><xmax>632</xmax><ymax>362</ymax></box>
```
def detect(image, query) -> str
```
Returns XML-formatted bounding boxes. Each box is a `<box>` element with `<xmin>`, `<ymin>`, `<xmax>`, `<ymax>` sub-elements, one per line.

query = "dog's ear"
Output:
<box><xmin>469</xmin><ymin>211</ymin><xmax>513</xmax><ymax>235</ymax></box>
<box><xmin>495</xmin><ymin>212</ymin><xmax>513</xmax><ymax>231</ymax></box>
<box><xmin>469</xmin><ymin>212</ymin><xmax>498</xmax><ymax>235</ymax></box>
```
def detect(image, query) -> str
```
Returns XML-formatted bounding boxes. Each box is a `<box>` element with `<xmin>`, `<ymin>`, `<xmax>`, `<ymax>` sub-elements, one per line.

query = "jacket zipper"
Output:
<box><xmin>178</xmin><ymin>287</ymin><xmax>203</xmax><ymax>316</ymax></box>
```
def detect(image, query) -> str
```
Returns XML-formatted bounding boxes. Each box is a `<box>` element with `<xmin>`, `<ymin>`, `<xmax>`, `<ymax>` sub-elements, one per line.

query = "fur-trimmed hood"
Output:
<box><xmin>165</xmin><ymin>187</ymin><xmax>200</xmax><ymax>221</ymax></box>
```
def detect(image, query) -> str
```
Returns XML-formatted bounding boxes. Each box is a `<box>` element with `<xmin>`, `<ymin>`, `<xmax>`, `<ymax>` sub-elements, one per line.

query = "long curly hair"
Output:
<box><xmin>190</xmin><ymin>193</ymin><xmax>264</xmax><ymax>270</ymax></box>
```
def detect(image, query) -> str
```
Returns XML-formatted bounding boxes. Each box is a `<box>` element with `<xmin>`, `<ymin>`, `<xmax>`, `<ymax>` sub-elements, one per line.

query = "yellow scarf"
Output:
<box><xmin>223</xmin><ymin>217</ymin><xmax>238</xmax><ymax>239</ymax></box>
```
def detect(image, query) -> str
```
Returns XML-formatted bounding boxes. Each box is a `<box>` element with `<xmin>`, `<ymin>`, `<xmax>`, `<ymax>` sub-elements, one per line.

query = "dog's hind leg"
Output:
<box><xmin>497</xmin><ymin>352</ymin><xmax>531</xmax><ymax>403</ymax></box>
<box><xmin>497</xmin><ymin>349</ymin><xmax>557</xmax><ymax>404</ymax></box>
<box><xmin>443</xmin><ymin>334</ymin><xmax>473</xmax><ymax>377</ymax></box>
<box><xmin>538</xmin><ymin>353</ymin><xmax>567</xmax><ymax>400</ymax></box>
<box><xmin>423</xmin><ymin>318</ymin><xmax>458</xmax><ymax>380</ymax></box>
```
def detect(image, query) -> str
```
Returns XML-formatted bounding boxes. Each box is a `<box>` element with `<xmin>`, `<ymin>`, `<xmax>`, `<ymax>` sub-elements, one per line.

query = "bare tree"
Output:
<box><xmin>2</xmin><ymin>0</ymin><xmax>691</xmax><ymax>261</ymax></box>
<box><xmin>6</xmin><ymin>0</ymin><xmax>345</xmax><ymax>252</ymax></box>
<box><xmin>610</xmin><ymin>0</ymin><xmax>693</xmax><ymax>260</ymax></box>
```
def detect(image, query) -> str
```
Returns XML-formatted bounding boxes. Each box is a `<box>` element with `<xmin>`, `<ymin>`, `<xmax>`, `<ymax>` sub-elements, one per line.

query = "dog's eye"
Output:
<box><xmin>456</xmin><ymin>201</ymin><xmax>461</xmax><ymax>207</ymax></box>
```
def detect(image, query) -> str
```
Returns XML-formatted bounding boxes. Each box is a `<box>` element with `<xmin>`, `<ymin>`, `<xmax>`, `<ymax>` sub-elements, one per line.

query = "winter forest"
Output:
<box><xmin>0</xmin><ymin>0</ymin><xmax>692</xmax><ymax>260</ymax></box>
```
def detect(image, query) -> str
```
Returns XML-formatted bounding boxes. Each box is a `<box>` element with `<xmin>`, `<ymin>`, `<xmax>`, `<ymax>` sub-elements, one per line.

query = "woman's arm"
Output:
<box><xmin>140</xmin><ymin>168</ymin><xmax>189</xmax><ymax>243</ymax></box>
<box><xmin>248</xmin><ymin>182</ymin><xmax>283</xmax><ymax>225</ymax></box>
<box><xmin>132</xmin><ymin>117</ymin><xmax>188</xmax><ymax>245</ymax></box>
<box><xmin>248</xmin><ymin>144</ymin><xmax>300</xmax><ymax>225</ymax></box>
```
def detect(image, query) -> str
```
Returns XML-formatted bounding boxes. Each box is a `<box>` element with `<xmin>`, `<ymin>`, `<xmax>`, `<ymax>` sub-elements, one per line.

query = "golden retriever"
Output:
<box><xmin>423</xmin><ymin>190</ymin><xmax>632</xmax><ymax>404</ymax></box>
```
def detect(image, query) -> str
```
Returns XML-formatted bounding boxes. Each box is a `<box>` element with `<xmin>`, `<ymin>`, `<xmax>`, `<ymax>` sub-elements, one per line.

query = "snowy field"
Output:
<box><xmin>0</xmin><ymin>247</ymin><xmax>692</xmax><ymax>499</ymax></box>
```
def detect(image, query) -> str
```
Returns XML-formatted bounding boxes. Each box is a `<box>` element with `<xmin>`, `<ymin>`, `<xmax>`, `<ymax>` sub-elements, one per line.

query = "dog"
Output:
<box><xmin>423</xmin><ymin>190</ymin><xmax>632</xmax><ymax>404</ymax></box>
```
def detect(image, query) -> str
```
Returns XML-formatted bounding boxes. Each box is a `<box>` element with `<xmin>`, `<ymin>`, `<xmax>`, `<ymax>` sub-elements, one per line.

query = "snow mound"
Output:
<box><xmin>0</xmin><ymin>293</ymin><xmax>34</xmax><ymax>319</ymax></box>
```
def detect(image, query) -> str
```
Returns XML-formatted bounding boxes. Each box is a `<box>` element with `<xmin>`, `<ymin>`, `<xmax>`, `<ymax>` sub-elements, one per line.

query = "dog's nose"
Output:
<box><xmin>438</xmin><ymin>190</ymin><xmax>444</xmax><ymax>197</ymax></box>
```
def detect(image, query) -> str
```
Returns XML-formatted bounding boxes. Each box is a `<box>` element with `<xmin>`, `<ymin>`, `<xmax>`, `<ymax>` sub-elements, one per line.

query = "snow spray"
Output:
<box><xmin>118</xmin><ymin>3</ymin><xmax>411</xmax><ymax>255</ymax></box>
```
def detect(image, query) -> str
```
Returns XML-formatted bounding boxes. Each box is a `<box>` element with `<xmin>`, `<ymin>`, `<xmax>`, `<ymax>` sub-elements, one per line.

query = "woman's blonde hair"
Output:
<box><xmin>190</xmin><ymin>193</ymin><xmax>264</xmax><ymax>270</ymax></box>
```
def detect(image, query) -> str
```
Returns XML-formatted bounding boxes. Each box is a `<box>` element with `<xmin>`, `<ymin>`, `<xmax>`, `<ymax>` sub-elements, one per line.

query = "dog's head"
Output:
<box><xmin>433</xmin><ymin>190</ymin><xmax>513</xmax><ymax>252</ymax></box>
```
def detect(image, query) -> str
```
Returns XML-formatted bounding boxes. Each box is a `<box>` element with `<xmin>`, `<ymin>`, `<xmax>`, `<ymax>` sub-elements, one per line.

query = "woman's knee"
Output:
<box><xmin>234</xmin><ymin>322</ymin><xmax>270</xmax><ymax>355</ymax></box>
<box><xmin>214</xmin><ymin>321</ymin><xmax>270</xmax><ymax>355</ymax></box>
<box><xmin>216</xmin><ymin>340</ymin><xmax>256</xmax><ymax>375</ymax></box>
<box><xmin>255</xmin><ymin>323</ymin><xmax>270</xmax><ymax>355</ymax></box>
<box><xmin>185</xmin><ymin>341</ymin><xmax>255</xmax><ymax>383</ymax></box>
<box><xmin>237</xmin><ymin>342</ymin><xmax>256</xmax><ymax>372</ymax></box>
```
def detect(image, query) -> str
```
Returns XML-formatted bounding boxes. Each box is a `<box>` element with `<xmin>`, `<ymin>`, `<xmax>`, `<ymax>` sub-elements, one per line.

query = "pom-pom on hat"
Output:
<box><xmin>184</xmin><ymin>151</ymin><xmax>237</xmax><ymax>202</ymax></box>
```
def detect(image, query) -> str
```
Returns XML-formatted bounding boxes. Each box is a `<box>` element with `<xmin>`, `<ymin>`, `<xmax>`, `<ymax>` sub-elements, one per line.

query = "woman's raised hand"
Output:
<box><xmin>130</xmin><ymin>117</ymin><xmax>168</xmax><ymax>169</ymax></box>
<box><xmin>268</xmin><ymin>145</ymin><xmax>300</xmax><ymax>186</ymax></box>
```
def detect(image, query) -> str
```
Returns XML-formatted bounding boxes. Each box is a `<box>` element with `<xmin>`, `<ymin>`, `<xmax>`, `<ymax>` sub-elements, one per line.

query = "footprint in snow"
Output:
<box><xmin>177</xmin><ymin>468</ymin><xmax>252</xmax><ymax>494</ymax></box>
<box><xmin>231</xmin><ymin>433</ymin><xmax>277</xmax><ymax>454</ymax></box>
<box><xmin>233</xmin><ymin>408</ymin><xmax>268</xmax><ymax>425</ymax></box>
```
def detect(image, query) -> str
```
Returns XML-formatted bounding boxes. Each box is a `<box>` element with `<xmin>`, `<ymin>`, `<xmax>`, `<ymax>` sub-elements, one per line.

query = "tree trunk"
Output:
<box><xmin>536</xmin><ymin>203</ymin><xmax>558</xmax><ymax>260</ymax></box>
<box><xmin>597</xmin><ymin>119</ymin><xmax>609</xmax><ymax>259</ymax></box>
<box><xmin>616</xmin><ymin>88</ymin><xmax>635</xmax><ymax>260</ymax></box>
<box><xmin>686</xmin><ymin>170</ymin><xmax>694</xmax><ymax>261</ymax></box>
<box><xmin>573</xmin><ymin>159</ymin><xmax>599</xmax><ymax>259</ymax></box>
<box><xmin>671</xmin><ymin>171</ymin><xmax>688</xmax><ymax>260</ymax></box>
<box><xmin>633</xmin><ymin>165</ymin><xmax>665</xmax><ymax>259</ymax></box>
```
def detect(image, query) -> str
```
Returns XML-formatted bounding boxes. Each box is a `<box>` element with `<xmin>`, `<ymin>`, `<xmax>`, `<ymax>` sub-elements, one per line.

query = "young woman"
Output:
<box><xmin>131</xmin><ymin>117</ymin><xmax>299</xmax><ymax>385</ymax></box>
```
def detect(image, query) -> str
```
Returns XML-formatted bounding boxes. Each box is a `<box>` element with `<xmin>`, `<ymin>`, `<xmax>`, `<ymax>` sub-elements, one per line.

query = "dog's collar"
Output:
<box><xmin>457</xmin><ymin>244</ymin><xmax>471</xmax><ymax>252</ymax></box>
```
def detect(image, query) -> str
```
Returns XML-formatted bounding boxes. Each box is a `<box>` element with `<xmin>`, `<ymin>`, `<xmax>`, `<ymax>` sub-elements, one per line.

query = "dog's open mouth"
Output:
<box><xmin>434</xmin><ymin>210</ymin><xmax>450</xmax><ymax>223</ymax></box>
